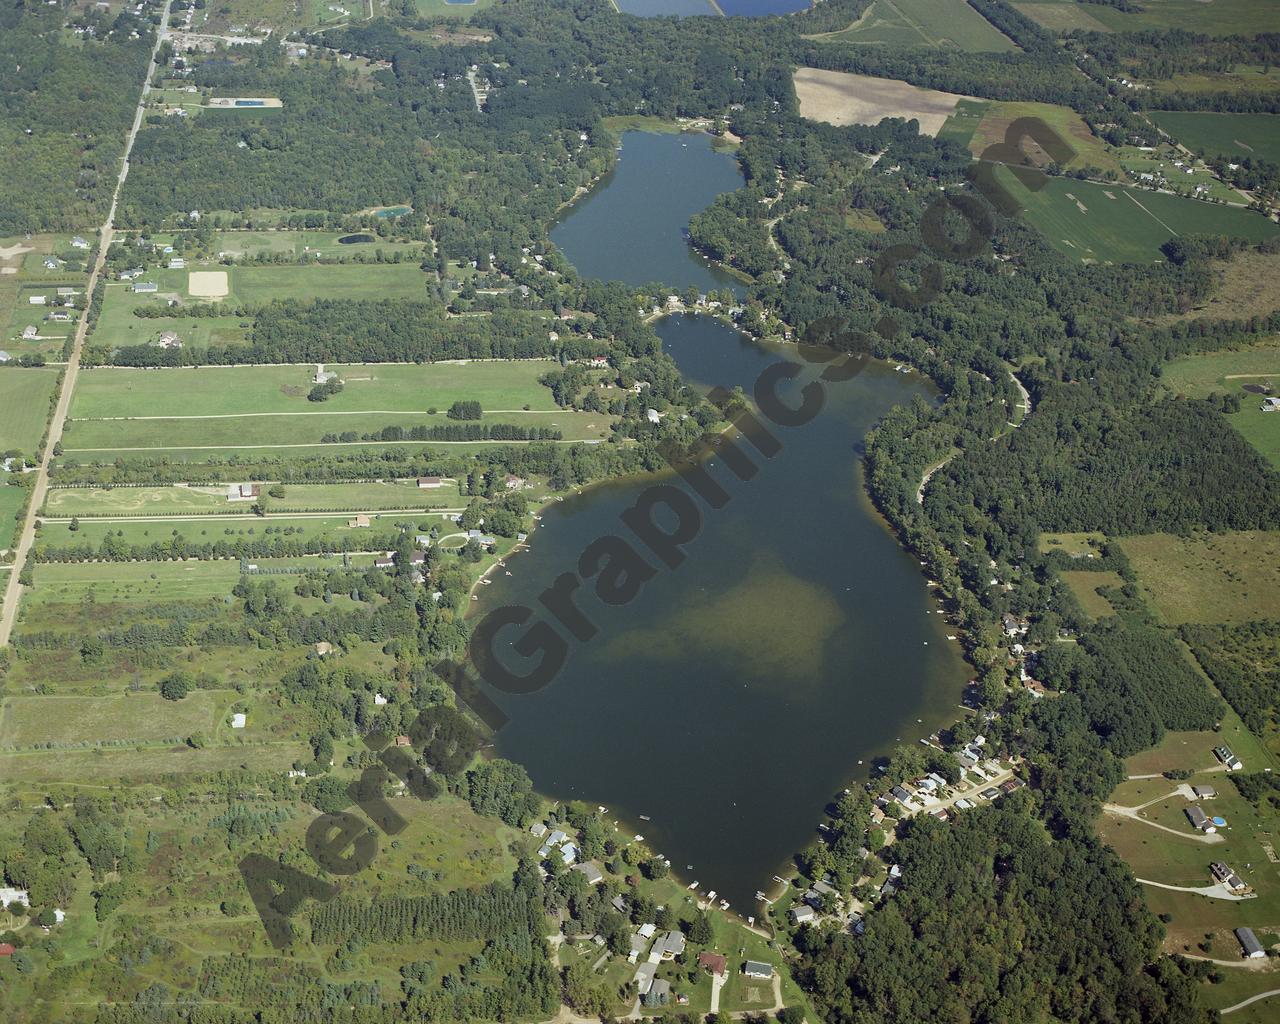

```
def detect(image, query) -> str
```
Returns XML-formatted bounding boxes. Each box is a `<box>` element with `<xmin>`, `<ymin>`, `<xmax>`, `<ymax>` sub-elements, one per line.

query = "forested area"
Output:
<box><xmin>0</xmin><ymin>6</ymin><xmax>154</xmax><ymax>233</ymax></box>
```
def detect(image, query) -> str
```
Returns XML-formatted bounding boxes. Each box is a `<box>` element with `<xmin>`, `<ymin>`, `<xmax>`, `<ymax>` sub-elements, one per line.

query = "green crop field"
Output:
<box><xmin>1011</xmin><ymin>2</ymin><xmax>1114</xmax><ymax>33</ymax></box>
<box><xmin>0</xmin><ymin>690</ymin><xmax>232</xmax><ymax>748</ymax></box>
<box><xmin>0</xmin><ymin>367</ymin><xmax>58</xmax><ymax>455</ymax></box>
<box><xmin>968</xmin><ymin>100</ymin><xmax>1120</xmax><ymax>173</ymax></box>
<box><xmin>936</xmin><ymin>99</ymin><xmax>989</xmax><ymax>149</ymax></box>
<box><xmin>809</xmin><ymin>0</ymin><xmax>1018</xmax><ymax>51</ymax></box>
<box><xmin>997</xmin><ymin>171</ymin><xmax>1280</xmax><ymax>263</ymax></box>
<box><xmin>1150</xmin><ymin>112</ymin><xmax>1280</xmax><ymax>165</ymax></box>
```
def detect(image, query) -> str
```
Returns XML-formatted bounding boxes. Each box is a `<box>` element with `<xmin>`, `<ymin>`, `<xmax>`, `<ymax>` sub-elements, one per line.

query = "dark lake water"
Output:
<box><xmin>477</xmin><ymin>133</ymin><xmax>968</xmax><ymax>913</ymax></box>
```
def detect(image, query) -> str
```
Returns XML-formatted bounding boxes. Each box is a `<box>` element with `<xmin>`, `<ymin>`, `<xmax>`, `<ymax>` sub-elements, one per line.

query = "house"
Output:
<box><xmin>43</xmin><ymin>257</ymin><xmax>59</xmax><ymax>270</ymax></box>
<box><xmin>314</xmin><ymin>369</ymin><xmax>339</xmax><ymax>385</ymax></box>
<box><xmin>587</xmin><ymin>356</ymin><xmax>609</xmax><ymax>368</ymax></box>
<box><xmin>743</xmin><ymin>961</ymin><xmax>773</xmax><ymax>980</ymax></box>
<box><xmin>0</xmin><ymin>887</ymin><xmax>30</xmax><ymax>908</ymax></box>
<box><xmin>637</xmin><ymin>922</ymin><xmax>657</xmax><ymax>939</ymax></box>
<box><xmin>642</xmin><ymin>978</ymin><xmax>670</xmax><ymax>1008</ymax></box>
<box><xmin>394</xmin><ymin>735</ymin><xmax>411</xmax><ymax>747</ymax></box>
<box><xmin>417</xmin><ymin>476</ymin><xmax>445</xmax><ymax>489</ymax></box>
<box><xmin>1213</xmin><ymin>745</ymin><xmax>1243</xmax><ymax>771</ymax></box>
<box><xmin>1185</xmin><ymin>805</ymin><xmax>1214</xmax><ymax>833</ymax></box>
<box><xmin>889</xmin><ymin>785</ymin><xmax>914</xmax><ymax>805</ymax></box>
<box><xmin>1002</xmin><ymin>613</ymin><xmax>1027</xmax><ymax>637</ymax></box>
<box><xmin>228</xmin><ymin>483</ymin><xmax>260</xmax><ymax>500</ymax></box>
<box><xmin>530</xmin><ymin>822</ymin><xmax>548</xmax><ymax>838</ymax></box>
<box><xmin>1210</xmin><ymin>862</ymin><xmax>1248</xmax><ymax>893</ymax></box>
<box><xmin>560</xmin><ymin>843</ymin><xmax>578</xmax><ymax>865</ymax></box>
<box><xmin>657</xmin><ymin>930</ymin><xmax>686</xmax><ymax>959</ymax></box>
<box><xmin>628</xmin><ymin>932</ymin><xmax>648</xmax><ymax>962</ymax></box>
<box><xmin>1262</xmin><ymin>397</ymin><xmax>1280</xmax><ymax>413</ymax></box>
<box><xmin>21</xmin><ymin>325</ymin><xmax>38</xmax><ymax>340</ymax></box>
<box><xmin>157</xmin><ymin>331</ymin><xmax>182</xmax><ymax>349</ymax></box>
<box><xmin>71</xmin><ymin>236</ymin><xmax>89</xmax><ymax>249</ymax></box>
<box><xmin>28</xmin><ymin>294</ymin><xmax>46</xmax><ymax>305</ymax></box>
<box><xmin>981</xmin><ymin>787</ymin><xmax>1001</xmax><ymax>800</ymax></box>
<box><xmin>1235</xmin><ymin>927</ymin><xmax>1266</xmax><ymax>959</ymax></box>
<box><xmin>374</xmin><ymin>556</ymin><xmax>395</xmax><ymax>569</ymax></box>
<box><xmin>571</xmin><ymin>861</ymin><xmax>603</xmax><ymax>885</ymax></box>
<box><xmin>230</xmin><ymin>713</ymin><xmax>247</xmax><ymax>729</ymax></box>
<box><xmin>0</xmin><ymin>943</ymin><xmax>14</xmax><ymax>957</ymax></box>
<box><xmin>697</xmin><ymin>951</ymin><xmax>727</xmax><ymax>977</ymax></box>
<box><xmin>646</xmin><ymin>408</ymin><xmax>661</xmax><ymax>425</ymax></box>
<box><xmin>132</xmin><ymin>282</ymin><xmax>158</xmax><ymax>293</ymax></box>
<box><xmin>0</xmin><ymin>352</ymin><xmax>12</xmax><ymax>364</ymax></box>
<box><xmin>611</xmin><ymin>894</ymin><xmax>627</xmax><ymax>914</ymax></box>
<box><xmin>870</xmin><ymin>805</ymin><xmax>885</xmax><ymax>824</ymax></box>
<box><xmin>313</xmin><ymin>641</ymin><xmax>333</xmax><ymax>657</ymax></box>
<box><xmin>348</xmin><ymin>514</ymin><xmax>370</xmax><ymax>528</ymax></box>
<box><xmin>120</xmin><ymin>268</ymin><xmax>143</xmax><ymax>281</ymax></box>
<box><xmin>790</xmin><ymin>904</ymin><xmax>817</xmax><ymax>925</ymax></box>
<box><xmin>47</xmin><ymin>311</ymin><xmax>71</xmax><ymax>322</ymax></box>
<box><xmin>1193</xmin><ymin>784</ymin><xmax>1217</xmax><ymax>799</ymax></box>
<box><xmin>504</xmin><ymin>474</ymin><xmax>525</xmax><ymax>490</ymax></box>
<box><xmin>546</xmin><ymin>829</ymin><xmax>567</xmax><ymax>846</ymax></box>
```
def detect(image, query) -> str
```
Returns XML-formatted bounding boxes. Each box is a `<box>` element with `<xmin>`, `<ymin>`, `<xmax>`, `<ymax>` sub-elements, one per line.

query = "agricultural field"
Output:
<box><xmin>793</xmin><ymin>67</ymin><xmax>973</xmax><ymax>136</ymax></box>
<box><xmin>807</xmin><ymin>0</ymin><xmax>1018</xmax><ymax>52</ymax></box>
<box><xmin>1150</xmin><ymin>112</ymin><xmax>1280</xmax><ymax>166</ymax></box>
<box><xmin>995</xmin><ymin>170</ymin><xmax>1280</xmax><ymax>263</ymax></box>
<box><xmin>60</xmin><ymin>361</ymin><xmax>611</xmax><ymax>458</ymax></box>
<box><xmin>0</xmin><ymin>367</ymin><xmax>60</xmax><ymax>456</ymax></box>
<box><xmin>1146</xmin><ymin>66</ymin><xmax>1280</xmax><ymax>98</ymax></box>
<box><xmin>961</xmin><ymin>100</ymin><xmax>1121</xmax><ymax>174</ymax></box>
<box><xmin>1117</xmin><ymin>531</ymin><xmax>1280</xmax><ymax>625</ymax></box>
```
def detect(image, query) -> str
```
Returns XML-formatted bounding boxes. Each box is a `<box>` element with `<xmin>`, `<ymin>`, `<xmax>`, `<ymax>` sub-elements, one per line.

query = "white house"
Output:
<box><xmin>230</xmin><ymin>713</ymin><xmax>247</xmax><ymax>729</ymax></box>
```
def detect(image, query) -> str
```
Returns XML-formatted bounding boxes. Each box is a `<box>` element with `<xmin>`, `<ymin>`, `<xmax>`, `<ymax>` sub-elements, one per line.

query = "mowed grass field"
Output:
<box><xmin>25</xmin><ymin>560</ymin><xmax>246</xmax><ymax>606</ymax></box>
<box><xmin>1117</xmin><ymin>531</ymin><xmax>1280</xmax><ymax>625</ymax></box>
<box><xmin>1011</xmin><ymin>2</ymin><xmax>1114</xmax><ymax>33</ymax></box>
<box><xmin>61</xmin><ymin>361</ymin><xmax>612</xmax><ymax>454</ymax></box>
<box><xmin>1060</xmin><ymin>569</ymin><xmax>1123</xmax><ymax>619</ymax></box>
<box><xmin>43</xmin><ymin>480</ymin><xmax>464</xmax><ymax>516</ymax></box>
<box><xmin>1150</xmin><ymin>112</ymin><xmax>1280</xmax><ymax>165</ymax></box>
<box><xmin>213</xmin><ymin>229</ymin><xmax>426</xmax><ymax>260</ymax></box>
<box><xmin>0</xmin><ymin>367</ymin><xmax>59</xmax><ymax>454</ymax></box>
<box><xmin>809</xmin><ymin>0</ymin><xmax>1018</xmax><ymax>51</ymax></box>
<box><xmin>0</xmin><ymin>485</ymin><xmax>26</xmax><ymax>548</ymax></box>
<box><xmin>0</xmin><ymin>690</ymin><xmax>232</xmax><ymax>748</ymax></box>
<box><xmin>995</xmin><ymin>170</ymin><xmax>1280</xmax><ymax>262</ymax></box>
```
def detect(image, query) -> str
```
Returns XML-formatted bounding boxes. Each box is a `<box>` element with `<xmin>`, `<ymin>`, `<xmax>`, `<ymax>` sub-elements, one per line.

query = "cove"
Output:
<box><xmin>478</xmin><ymin>133</ymin><xmax>968</xmax><ymax>913</ymax></box>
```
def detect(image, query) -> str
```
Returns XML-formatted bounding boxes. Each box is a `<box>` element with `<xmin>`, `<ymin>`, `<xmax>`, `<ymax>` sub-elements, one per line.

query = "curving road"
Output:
<box><xmin>0</xmin><ymin>1</ymin><xmax>173</xmax><ymax>646</ymax></box>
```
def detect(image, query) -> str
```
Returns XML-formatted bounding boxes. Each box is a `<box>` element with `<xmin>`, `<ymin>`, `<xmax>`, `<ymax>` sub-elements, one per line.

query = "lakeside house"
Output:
<box><xmin>1235</xmin><ymin>927</ymin><xmax>1266</xmax><ymax>959</ymax></box>
<box><xmin>571</xmin><ymin>862</ymin><xmax>603</xmax><ymax>885</ymax></box>
<box><xmin>790</xmin><ymin>904</ymin><xmax>817</xmax><ymax>925</ymax></box>
<box><xmin>505</xmin><ymin>474</ymin><xmax>526</xmax><ymax>490</ymax></box>
<box><xmin>743</xmin><ymin>961</ymin><xmax>773</xmax><ymax>980</ymax></box>
<box><xmin>529</xmin><ymin>822</ymin><xmax>547</xmax><ymax>838</ymax></box>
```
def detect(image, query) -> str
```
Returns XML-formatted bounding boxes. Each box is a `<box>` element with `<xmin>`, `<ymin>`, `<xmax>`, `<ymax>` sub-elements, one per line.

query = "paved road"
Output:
<box><xmin>0</xmin><ymin>0</ymin><xmax>173</xmax><ymax>647</ymax></box>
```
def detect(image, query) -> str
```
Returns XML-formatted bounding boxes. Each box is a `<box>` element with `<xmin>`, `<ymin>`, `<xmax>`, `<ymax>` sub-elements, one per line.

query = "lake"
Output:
<box><xmin>551</xmin><ymin>131</ymin><xmax>744</xmax><ymax>295</ymax></box>
<box><xmin>478</xmin><ymin>132</ymin><xmax>968</xmax><ymax>912</ymax></box>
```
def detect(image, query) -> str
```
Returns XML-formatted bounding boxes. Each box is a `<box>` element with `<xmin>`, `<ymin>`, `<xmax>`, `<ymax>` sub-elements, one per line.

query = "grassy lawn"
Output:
<box><xmin>34</xmin><ymin>514</ymin><xmax>411</xmax><ymax>552</ymax></box>
<box><xmin>1118</xmin><ymin>531</ymin><xmax>1280</xmax><ymax>625</ymax></box>
<box><xmin>997</xmin><ymin>170</ymin><xmax>1280</xmax><ymax>263</ymax></box>
<box><xmin>1122</xmin><ymin>710</ymin><xmax>1277</xmax><ymax>778</ymax></box>
<box><xmin>25</xmin><ymin>559</ymin><xmax>246</xmax><ymax>607</ymax></box>
<box><xmin>1149</xmin><ymin>112</ymin><xmax>1280</xmax><ymax>165</ymax></box>
<box><xmin>213</xmin><ymin>229</ymin><xmax>427</xmax><ymax>260</ymax></box>
<box><xmin>0</xmin><ymin>690</ymin><xmax>233</xmax><ymax>748</ymax></box>
<box><xmin>0</xmin><ymin>740</ymin><xmax>309</xmax><ymax>783</ymax></box>
<box><xmin>0</xmin><ymin>367</ymin><xmax>59</xmax><ymax>455</ymax></box>
<box><xmin>0</xmin><ymin>483</ymin><xmax>27</xmax><ymax>548</ymax></box>
<box><xmin>1060</xmin><ymin>569</ymin><xmax>1123</xmax><ymax>619</ymax></box>
<box><xmin>228</xmin><ymin>262</ymin><xmax>430</xmax><ymax>304</ymax></box>
<box><xmin>808</xmin><ymin>0</ymin><xmax>1018</xmax><ymax>51</ymax></box>
<box><xmin>1163</xmin><ymin>343</ymin><xmax>1280</xmax><ymax>399</ymax></box>
<box><xmin>412</xmin><ymin>0</ymin><xmax>498</xmax><ymax>16</ymax></box>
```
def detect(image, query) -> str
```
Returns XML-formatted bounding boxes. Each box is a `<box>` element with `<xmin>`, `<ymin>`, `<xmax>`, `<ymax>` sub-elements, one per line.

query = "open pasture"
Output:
<box><xmin>34</xmin><ymin>514</ymin><xmax>407</xmax><ymax>552</ymax></box>
<box><xmin>793</xmin><ymin>68</ymin><xmax>973</xmax><ymax>136</ymax></box>
<box><xmin>996</xmin><ymin>171</ymin><xmax>1279</xmax><ymax>263</ymax></box>
<box><xmin>1071</xmin><ymin>0</ymin><xmax>1280</xmax><ymax>35</ymax></box>
<box><xmin>809</xmin><ymin>0</ymin><xmax>1017</xmax><ymax>51</ymax></box>
<box><xmin>1117</xmin><ymin>531</ymin><xmax>1280</xmax><ymax>625</ymax></box>
<box><xmin>1011</xmin><ymin>2</ymin><xmax>1113</xmax><ymax>33</ymax></box>
<box><xmin>1150</xmin><ymin>112</ymin><xmax>1280</xmax><ymax>166</ymax></box>
<box><xmin>0</xmin><ymin>740</ymin><xmax>309</xmax><ymax>783</ymax></box>
<box><xmin>213</xmin><ymin>229</ymin><xmax>427</xmax><ymax>261</ymax></box>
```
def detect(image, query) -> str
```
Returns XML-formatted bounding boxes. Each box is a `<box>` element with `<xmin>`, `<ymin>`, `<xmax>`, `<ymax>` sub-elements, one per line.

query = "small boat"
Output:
<box><xmin>639</xmin><ymin>814</ymin><xmax>650</xmax><ymax>821</ymax></box>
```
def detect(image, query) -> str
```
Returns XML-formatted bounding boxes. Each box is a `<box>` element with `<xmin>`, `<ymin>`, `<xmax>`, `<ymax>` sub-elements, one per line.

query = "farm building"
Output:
<box><xmin>348</xmin><ymin>514</ymin><xmax>370</xmax><ymax>528</ymax></box>
<box><xmin>28</xmin><ymin>294</ymin><xmax>46</xmax><ymax>305</ymax></box>
<box><xmin>230</xmin><ymin>713</ymin><xmax>246</xmax><ymax>729</ymax></box>
<box><xmin>132</xmin><ymin>282</ymin><xmax>158</xmax><ymax>293</ymax></box>
<box><xmin>314</xmin><ymin>369</ymin><xmax>339</xmax><ymax>385</ymax></box>
<box><xmin>227</xmin><ymin>483</ymin><xmax>260</xmax><ymax>501</ymax></box>
<box><xmin>417</xmin><ymin>476</ymin><xmax>445</xmax><ymax>489</ymax></box>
